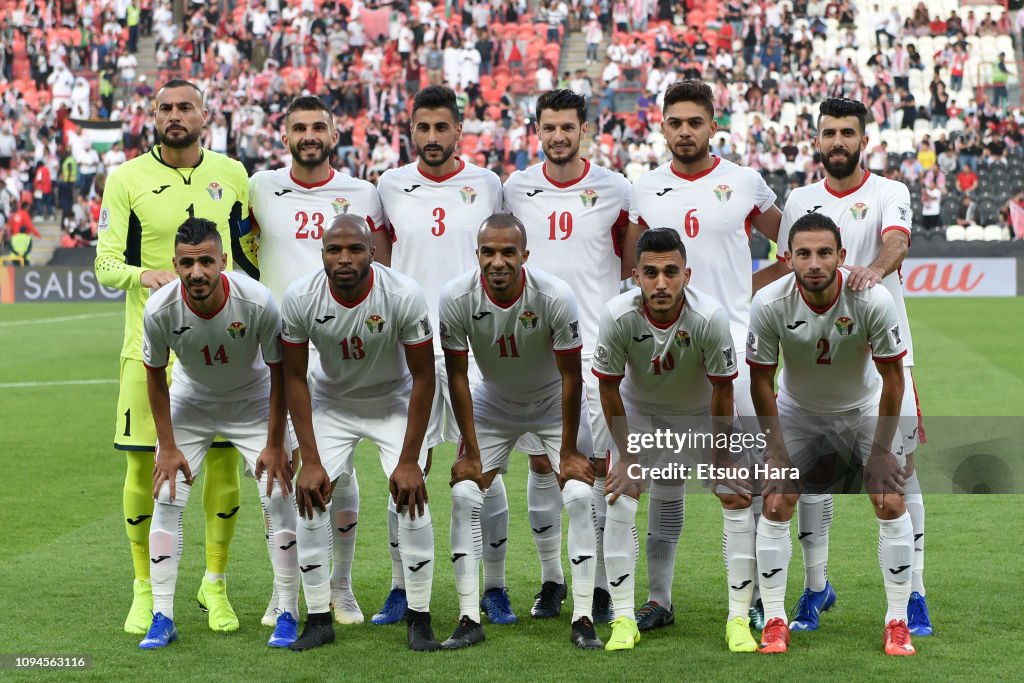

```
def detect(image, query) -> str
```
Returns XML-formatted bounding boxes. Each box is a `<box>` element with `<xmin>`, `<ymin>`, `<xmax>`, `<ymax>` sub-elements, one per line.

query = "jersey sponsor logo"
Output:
<box><xmin>172</xmin><ymin>325</ymin><xmax>192</xmax><ymax>335</ymax></box>
<box><xmin>595</xmin><ymin>344</ymin><xmax>609</xmax><ymax>364</ymax></box>
<box><xmin>674</xmin><ymin>329</ymin><xmax>690</xmax><ymax>348</ymax></box>
<box><xmin>890</xmin><ymin>324</ymin><xmax>902</xmax><ymax>345</ymax></box>
<box><xmin>315</xmin><ymin>315</ymin><xmax>335</xmax><ymax>324</ymax></box>
<box><xmin>713</xmin><ymin>184</ymin><xmax>733</xmax><ymax>202</ymax></box>
<box><xmin>418</xmin><ymin>316</ymin><xmax>432</xmax><ymax>336</ymax></box>
<box><xmin>580</xmin><ymin>188</ymin><xmax>598</xmax><ymax>208</ymax></box>
<box><xmin>850</xmin><ymin>202</ymin><xmax>869</xmax><ymax>221</ymax></box>
<box><xmin>402</xmin><ymin>184</ymin><xmax>421</xmax><ymax>193</ymax></box>
<box><xmin>459</xmin><ymin>186</ymin><xmax>478</xmax><ymax>204</ymax></box>
<box><xmin>655</xmin><ymin>187</ymin><xmax>673</xmax><ymax>196</ymax></box>
<box><xmin>207</xmin><ymin>181</ymin><xmax>224</xmax><ymax>201</ymax></box>
<box><xmin>518</xmin><ymin>310</ymin><xmax>538</xmax><ymax>329</ymax></box>
<box><xmin>806</xmin><ymin>205</ymin><xmax>823</xmax><ymax>213</ymax></box>
<box><xmin>785</xmin><ymin>321</ymin><xmax>807</xmax><ymax>330</ymax></box>
<box><xmin>98</xmin><ymin>207</ymin><xmax>110</xmax><ymax>232</ymax></box>
<box><xmin>569</xmin><ymin>320</ymin><xmax>580</xmax><ymax>339</ymax></box>
<box><xmin>746</xmin><ymin>331</ymin><xmax>758</xmax><ymax>355</ymax></box>
<box><xmin>151</xmin><ymin>184</ymin><xmax>171</xmax><ymax>194</ymax></box>
<box><xmin>526</xmin><ymin>189</ymin><xmax>544</xmax><ymax>197</ymax></box>
<box><xmin>632</xmin><ymin>334</ymin><xmax>653</xmax><ymax>342</ymax></box>
<box><xmin>274</xmin><ymin>188</ymin><xmax>293</xmax><ymax>196</ymax></box>
<box><xmin>227</xmin><ymin>321</ymin><xmax>247</xmax><ymax>339</ymax></box>
<box><xmin>331</xmin><ymin>197</ymin><xmax>350</xmax><ymax>215</ymax></box>
<box><xmin>471</xmin><ymin>311</ymin><xmax>492</xmax><ymax>320</ymax></box>
<box><xmin>834</xmin><ymin>316</ymin><xmax>855</xmax><ymax>336</ymax></box>
<box><xmin>366</xmin><ymin>314</ymin><xmax>386</xmax><ymax>334</ymax></box>
<box><xmin>722</xmin><ymin>347</ymin><xmax>735</xmax><ymax>367</ymax></box>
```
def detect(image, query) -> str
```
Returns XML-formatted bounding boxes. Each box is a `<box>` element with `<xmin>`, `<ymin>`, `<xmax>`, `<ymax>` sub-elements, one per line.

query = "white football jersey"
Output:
<box><xmin>249</xmin><ymin>167</ymin><xmax>384</xmax><ymax>304</ymax></box>
<box><xmin>280</xmin><ymin>263</ymin><xmax>433</xmax><ymax>407</ymax></box>
<box><xmin>593</xmin><ymin>285</ymin><xmax>737</xmax><ymax>415</ymax></box>
<box><xmin>778</xmin><ymin>172</ymin><xmax>916</xmax><ymax>366</ymax></box>
<box><xmin>439</xmin><ymin>266</ymin><xmax>582</xmax><ymax>402</ymax></box>
<box><xmin>747</xmin><ymin>269</ymin><xmax>906</xmax><ymax>412</ymax></box>
<box><xmin>503</xmin><ymin>159</ymin><xmax>631</xmax><ymax>355</ymax></box>
<box><xmin>142</xmin><ymin>271</ymin><xmax>282</xmax><ymax>402</ymax></box>
<box><xmin>378</xmin><ymin>158</ymin><xmax>503</xmax><ymax>352</ymax></box>
<box><xmin>630</xmin><ymin>157</ymin><xmax>777</xmax><ymax>349</ymax></box>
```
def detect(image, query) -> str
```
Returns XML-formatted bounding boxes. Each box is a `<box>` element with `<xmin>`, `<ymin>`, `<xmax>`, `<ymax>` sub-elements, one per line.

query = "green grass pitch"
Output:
<box><xmin>1</xmin><ymin>298</ymin><xmax>1021</xmax><ymax>681</ymax></box>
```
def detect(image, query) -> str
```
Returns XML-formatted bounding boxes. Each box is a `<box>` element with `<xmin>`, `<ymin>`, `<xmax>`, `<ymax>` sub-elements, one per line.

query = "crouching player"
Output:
<box><xmin>748</xmin><ymin>213</ymin><xmax>916</xmax><ymax>656</ymax></box>
<box><xmin>140</xmin><ymin>217</ymin><xmax>297</xmax><ymax>649</ymax></box>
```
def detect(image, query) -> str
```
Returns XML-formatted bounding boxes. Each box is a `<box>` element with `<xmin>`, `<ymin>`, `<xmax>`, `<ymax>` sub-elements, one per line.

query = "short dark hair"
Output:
<box><xmin>636</xmin><ymin>227</ymin><xmax>687</xmax><ymax>263</ymax></box>
<box><xmin>285</xmin><ymin>95</ymin><xmax>331</xmax><ymax>121</ymax></box>
<box><xmin>158</xmin><ymin>79</ymin><xmax>203</xmax><ymax>99</ymax></box>
<box><xmin>175</xmin><ymin>216</ymin><xmax>222</xmax><ymax>248</ymax></box>
<box><xmin>663</xmin><ymin>80</ymin><xmax>715</xmax><ymax>118</ymax></box>
<box><xmin>412</xmin><ymin>85</ymin><xmax>461</xmax><ymax>123</ymax></box>
<box><xmin>479</xmin><ymin>213</ymin><xmax>527</xmax><ymax>249</ymax></box>
<box><xmin>817</xmin><ymin>97</ymin><xmax>868</xmax><ymax>134</ymax></box>
<box><xmin>536</xmin><ymin>89</ymin><xmax>587</xmax><ymax>124</ymax></box>
<box><xmin>788</xmin><ymin>212</ymin><xmax>842</xmax><ymax>251</ymax></box>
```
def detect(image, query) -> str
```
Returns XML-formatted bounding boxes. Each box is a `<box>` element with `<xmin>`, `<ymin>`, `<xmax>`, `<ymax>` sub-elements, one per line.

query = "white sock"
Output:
<box><xmin>260</xmin><ymin>483</ymin><xmax>299</xmax><ymax>618</ymax></box>
<box><xmin>604</xmin><ymin>494</ymin><xmax>639</xmax><ymax>621</ymax></box>
<box><xmin>398</xmin><ymin>503</ymin><xmax>434</xmax><ymax>614</ymax></box>
<box><xmin>751</xmin><ymin>494</ymin><xmax>763</xmax><ymax>605</ymax></box>
<box><xmin>330</xmin><ymin>471</ymin><xmax>359</xmax><ymax>590</ymax></box>
<box><xmin>756</xmin><ymin>516</ymin><xmax>792</xmax><ymax>624</ymax></box>
<box><xmin>387</xmin><ymin>498</ymin><xmax>404</xmax><ymax>590</ymax></box>
<box><xmin>798</xmin><ymin>493</ymin><xmax>832</xmax><ymax>592</ymax></box>
<box><xmin>451</xmin><ymin>480</ymin><xmax>484</xmax><ymax>622</ymax></box>
<box><xmin>562</xmin><ymin>479</ymin><xmax>597</xmax><ymax>622</ymax></box>
<box><xmin>722</xmin><ymin>506</ymin><xmax>756</xmax><ymax>620</ymax></box>
<box><xmin>592</xmin><ymin>474</ymin><xmax>608</xmax><ymax>592</ymax></box>
<box><xmin>646</xmin><ymin>482</ymin><xmax>685</xmax><ymax>607</ymax></box>
<box><xmin>150</xmin><ymin>481</ymin><xmax>188</xmax><ymax>620</ymax></box>
<box><xmin>528</xmin><ymin>469</ymin><xmax>564</xmax><ymax>584</ymax></box>
<box><xmin>481</xmin><ymin>475</ymin><xmax>509</xmax><ymax>591</ymax></box>
<box><xmin>297</xmin><ymin>503</ymin><xmax>332</xmax><ymax>614</ymax></box>
<box><xmin>878</xmin><ymin>511</ymin><xmax>914</xmax><ymax>624</ymax></box>
<box><xmin>904</xmin><ymin>473</ymin><xmax>925</xmax><ymax>596</ymax></box>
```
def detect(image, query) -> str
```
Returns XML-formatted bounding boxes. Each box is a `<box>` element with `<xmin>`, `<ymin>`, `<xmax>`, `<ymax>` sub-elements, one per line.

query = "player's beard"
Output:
<box><xmin>290</xmin><ymin>140</ymin><xmax>331</xmax><ymax>168</ymax></box>
<box><xmin>158</xmin><ymin>126</ymin><xmax>201</xmax><ymax>150</ymax></box>
<box><xmin>543</xmin><ymin>138</ymin><xmax>580</xmax><ymax>166</ymax></box>
<box><xmin>669</xmin><ymin>136</ymin><xmax>710</xmax><ymax>165</ymax></box>
<box><xmin>332</xmin><ymin>263</ymin><xmax>371</xmax><ymax>290</ymax></box>
<box><xmin>186</xmin><ymin>277</ymin><xmax>215</xmax><ymax>301</ymax></box>
<box><xmin>415</xmin><ymin>141</ymin><xmax>457</xmax><ymax>167</ymax></box>
<box><xmin>821</xmin><ymin>145</ymin><xmax>861</xmax><ymax>179</ymax></box>
<box><xmin>795</xmin><ymin>268</ymin><xmax>837</xmax><ymax>293</ymax></box>
<box><xmin>643</xmin><ymin>288</ymin><xmax>684</xmax><ymax>316</ymax></box>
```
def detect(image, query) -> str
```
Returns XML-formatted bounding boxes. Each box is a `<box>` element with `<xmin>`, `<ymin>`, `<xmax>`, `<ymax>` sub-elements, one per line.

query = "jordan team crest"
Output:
<box><xmin>675</xmin><ymin>329</ymin><xmax>691</xmax><ymax>348</ymax></box>
<box><xmin>519</xmin><ymin>311</ymin><xmax>539</xmax><ymax>329</ymax></box>
<box><xmin>850</xmin><ymin>202</ymin><xmax>869</xmax><ymax>220</ymax></box>
<box><xmin>331</xmin><ymin>197</ymin><xmax>351</xmax><ymax>215</ymax></box>
<box><xmin>366</xmin><ymin>314</ymin><xmax>386</xmax><ymax>334</ymax></box>
<box><xmin>207</xmin><ymin>182</ymin><xmax>223</xmax><ymax>200</ymax></box>
<box><xmin>227</xmin><ymin>321</ymin><xmax>246</xmax><ymax>339</ymax></box>
<box><xmin>713</xmin><ymin>184</ymin><xmax>733</xmax><ymax>202</ymax></box>
<box><xmin>460</xmin><ymin>186</ymin><xmax>478</xmax><ymax>205</ymax></box>
<box><xmin>835</xmin><ymin>316</ymin><xmax>855</xmax><ymax>336</ymax></box>
<box><xmin>580</xmin><ymin>189</ymin><xmax>599</xmax><ymax>208</ymax></box>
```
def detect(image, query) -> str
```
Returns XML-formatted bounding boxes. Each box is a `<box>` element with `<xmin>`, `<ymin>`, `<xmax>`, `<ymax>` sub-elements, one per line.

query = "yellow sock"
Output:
<box><xmin>203</xmin><ymin>446</ymin><xmax>241</xmax><ymax>575</ymax></box>
<box><xmin>124</xmin><ymin>451</ymin><xmax>155</xmax><ymax>581</ymax></box>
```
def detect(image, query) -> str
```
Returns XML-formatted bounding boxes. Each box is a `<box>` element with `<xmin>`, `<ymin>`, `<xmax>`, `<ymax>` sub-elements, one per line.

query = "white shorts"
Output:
<box><xmin>312</xmin><ymin>395</ymin><xmax>428</xmax><ymax>483</ymax></box>
<box><xmin>473</xmin><ymin>385</ymin><xmax>594</xmax><ymax>475</ymax></box>
<box><xmin>609</xmin><ymin>410</ymin><xmax>711</xmax><ymax>485</ymax></box>
<box><xmin>168</xmin><ymin>395</ymin><xmax>297</xmax><ymax>484</ymax></box>
<box><xmin>426</xmin><ymin>353</ymin><xmax>481</xmax><ymax>449</ymax></box>
<box><xmin>517</xmin><ymin>355</ymin><xmax>609</xmax><ymax>459</ymax></box>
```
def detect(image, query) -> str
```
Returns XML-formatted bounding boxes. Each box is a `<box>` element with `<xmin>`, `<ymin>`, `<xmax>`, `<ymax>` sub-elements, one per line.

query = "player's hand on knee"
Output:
<box><xmin>390</xmin><ymin>461</ymin><xmax>428</xmax><ymax>520</ymax></box>
<box><xmin>449</xmin><ymin>452</ymin><xmax>483</xmax><ymax>489</ymax></box>
<box><xmin>558</xmin><ymin>449</ymin><xmax>595</xmax><ymax>487</ymax></box>
<box><xmin>761</xmin><ymin>448</ymin><xmax>798</xmax><ymax>510</ymax></box>
<box><xmin>864</xmin><ymin>446</ymin><xmax>905</xmax><ymax>505</ymax></box>
<box><xmin>606</xmin><ymin>456</ymin><xmax>643</xmax><ymax>504</ymax></box>
<box><xmin>295</xmin><ymin>462</ymin><xmax>331</xmax><ymax>519</ymax></box>
<box><xmin>256</xmin><ymin>444</ymin><xmax>293</xmax><ymax>498</ymax></box>
<box><xmin>153</xmin><ymin>447</ymin><xmax>192</xmax><ymax>502</ymax></box>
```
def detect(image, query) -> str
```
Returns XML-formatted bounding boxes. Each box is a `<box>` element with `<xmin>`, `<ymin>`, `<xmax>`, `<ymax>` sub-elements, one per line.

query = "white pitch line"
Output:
<box><xmin>0</xmin><ymin>311</ymin><xmax>121</xmax><ymax>328</ymax></box>
<box><xmin>0</xmin><ymin>379</ymin><xmax>118</xmax><ymax>389</ymax></box>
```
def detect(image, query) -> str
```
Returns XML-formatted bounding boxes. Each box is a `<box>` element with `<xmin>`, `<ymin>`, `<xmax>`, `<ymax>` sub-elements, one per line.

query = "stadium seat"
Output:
<box><xmin>983</xmin><ymin>225</ymin><xmax>1006</xmax><ymax>241</ymax></box>
<box><xmin>964</xmin><ymin>225</ymin><xmax>985</xmax><ymax>241</ymax></box>
<box><xmin>945</xmin><ymin>225</ymin><xmax>966</xmax><ymax>241</ymax></box>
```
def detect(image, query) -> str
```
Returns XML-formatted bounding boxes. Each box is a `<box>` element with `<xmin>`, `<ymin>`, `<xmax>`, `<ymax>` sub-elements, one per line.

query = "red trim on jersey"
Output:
<box><xmin>776</xmin><ymin>254</ymin><xmax>787</xmax><ymax>263</ymax></box>
<box><xmin>642</xmin><ymin>302</ymin><xmax>684</xmax><ymax>330</ymax></box>
<box><xmin>264</xmin><ymin>361</ymin><xmax>282</xmax><ymax>367</ymax></box>
<box><xmin>881</xmin><ymin>225</ymin><xmax>911</xmax><ymax>246</ymax></box>
<box><xmin>481</xmin><ymin>268</ymin><xmax>527</xmax><ymax>309</ymax></box>
<box><xmin>329</xmin><ymin>267</ymin><xmax>375</xmax><ymax>308</ymax></box>
<box><xmin>289</xmin><ymin>168</ymin><xmax>336</xmax><ymax>189</ymax></box>
<box><xmin>553</xmin><ymin>345</ymin><xmax>583</xmax><ymax>355</ymax></box>
<box><xmin>824</xmin><ymin>170</ymin><xmax>871</xmax><ymax>198</ymax></box>
<box><xmin>249</xmin><ymin>209</ymin><xmax>261</xmax><ymax>233</ymax></box>
<box><xmin>542</xmin><ymin>158</ymin><xmax>591</xmax><ymax>188</ymax></box>
<box><xmin>404</xmin><ymin>338</ymin><xmax>434</xmax><ymax>349</ymax></box>
<box><xmin>670</xmin><ymin>155</ymin><xmax>721</xmax><ymax>181</ymax></box>
<box><xmin>442</xmin><ymin>347</ymin><xmax>470</xmax><ymax>356</ymax></box>
<box><xmin>873</xmin><ymin>349</ymin><xmax>907</xmax><ymax>363</ymax></box>
<box><xmin>182</xmin><ymin>274</ymin><xmax>230</xmax><ymax>319</ymax></box>
<box><xmin>367</xmin><ymin>216</ymin><xmax>378</xmax><ymax>232</ymax></box>
<box><xmin>746</xmin><ymin>359</ymin><xmax>778</xmax><ymax>370</ymax></box>
<box><xmin>144</xmin><ymin>362</ymin><xmax>168</xmax><ymax>371</ymax></box>
<box><xmin>744</xmin><ymin>205</ymin><xmax>762</xmax><ymax>239</ymax></box>
<box><xmin>282</xmin><ymin>337</ymin><xmax>309</xmax><ymax>347</ymax></box>
<box><xmin>910</xmin><ymin>368</ymin><xmax>927</xmax><ymax>444</ymax></box>
<box><xmin>592</xmin><ymin>368</ymin><xmax>624</xmax><ymax>381</ymax></box>
<box><xmin>417</xmin><ymin>157</ymin><xmax>466</xmax><ymax>182</ymax></box>
<box><xmin>708</xmin><ymin>372</ymin><xmax>739</xmax><ymax>383</ymax></box>
<box><xmin>797</xmin><ymin>270</ymin><xmax>843</xmax><ymax>314</ymax></box>
<box><xmin>611</xmin><ymin>209</ymin><xmax>629</xmax><ymax>258</ymax></box>
<box><xmin>637</xmin><ymin>216</ymin><xmax>649</xmax><ymax>229</ymax></box>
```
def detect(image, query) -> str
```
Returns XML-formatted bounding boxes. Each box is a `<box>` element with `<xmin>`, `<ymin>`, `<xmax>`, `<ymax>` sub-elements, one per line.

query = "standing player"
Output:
<box><xmin>502</xmin><ymin>89</ymin><xmax>632</xmax><ymax>622</ymax></box>
<box><xmin>748</xmin><ymin>213</ymin><xmax>915</xmax><ymax>656</ymax></box>
<box><xmin>439</xmin><ymin>214</ymin><xmax>601</xmax><ymax>650</ymax></box>
<box><xmin>139</xmin><ymin>218</ymin><xmax>298</xmax><ymax>650</ymax></box>
<box><xmin>249</xmin><ymin>95</ymin><xmax>385</xmax><ymax>627</ymax></box>
<box><xmin>375</xmin><ymin>85</ymin><xmax>513</xmax><ymax>625</ymax></box>
<box><xmin>628</xmin><ymin>80</ymin><xmax>783</xmax><ymax>631</ymax></box>
<box><xmin>280</xmin><ymin>215</ymin><xmax>439</xmax><ymax>652</ymax></box>
<box><xmin>95</xmin><ymin>79</ymin><xmax>250</xmax><ymax>636</ymax></box>
<box><xmin>596</xmin><ymin>228</ymin><xmax>752</xmax><ymax>653</ymax></box>
<box><xmin>759</xmin><ymin>97</ymin><xmax>930</xmax><ymax>636</ymax></box>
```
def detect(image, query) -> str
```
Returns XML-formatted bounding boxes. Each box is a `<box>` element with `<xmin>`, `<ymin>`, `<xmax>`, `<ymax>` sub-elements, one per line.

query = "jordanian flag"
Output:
<box><xmin>70</xmin><ymin>119</ymin><xmax>123</xmax><ymax>152</ymax></box>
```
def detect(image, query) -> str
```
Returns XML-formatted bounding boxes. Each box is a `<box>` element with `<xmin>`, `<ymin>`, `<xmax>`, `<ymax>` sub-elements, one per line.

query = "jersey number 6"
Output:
<box><xmin>683</xmin><ymin>209</ymin><xmax>700</xmax><ymax>238</ymax></box>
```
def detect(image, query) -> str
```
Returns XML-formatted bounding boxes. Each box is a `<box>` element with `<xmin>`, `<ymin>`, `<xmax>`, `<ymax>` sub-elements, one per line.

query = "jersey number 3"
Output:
<box><xmin>432</xmin><ymin>207</ymin><xmax>446</xmax><ymax>236</ymax></box>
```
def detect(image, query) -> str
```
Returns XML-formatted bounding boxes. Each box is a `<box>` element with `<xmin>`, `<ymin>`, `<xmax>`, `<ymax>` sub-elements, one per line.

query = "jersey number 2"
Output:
<box><xmin>816</xmin><ymin>338</ymin><xmax>832</xmax><ymax>365</ymax></box>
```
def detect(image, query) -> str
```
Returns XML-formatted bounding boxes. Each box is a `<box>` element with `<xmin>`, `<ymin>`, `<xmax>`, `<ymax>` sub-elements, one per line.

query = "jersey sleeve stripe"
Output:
<box><xmin>143</xmin><ymin>361</ymin><xmax>168</xmax><ymax>370</ymax></box>
<box><xmin>707</xmin><ymin>372</ymin><xmax>739</xmax><ymax>383</ymax></box>
<box><xmin>873</xmin><ymin>349</ymin><xmax>907</xmax><ymax>363</ymax></box>
<box><xmin>553</xmin><ymin>345</ymin><xmax>583</xmax><ymax>355</ymax></box>
<box><xmin>592</xmin><ymin>368</ymin><xmax>624</xmax><ymax>380</ymax></box>
<box><xmin>610</xmin><ymin>209</ymin><xmax>630</xmax><ymax>258</ymax></box>
<box><xmin>881</xmin><ymin>225</ymin><xmax>912</xmax><ymax>245</ymax></box>
<box><xmin>265</xmin><ymin>361</ymin><xmax>282</xmax><ymax>367</ymax></box>
<box><xmin>404</xmin><ymin>338</ymin><xmax>433</xmax><ymax>349</ymax></box>
<box><xmin>746</xmin><ymin>359</ymin><xmax>778</xmax><ymax>370</ymax></box>
<box><xmin>281</xmin><ymin>338</ymin><xmax>309</xmax><ymax>347</ymax></box>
